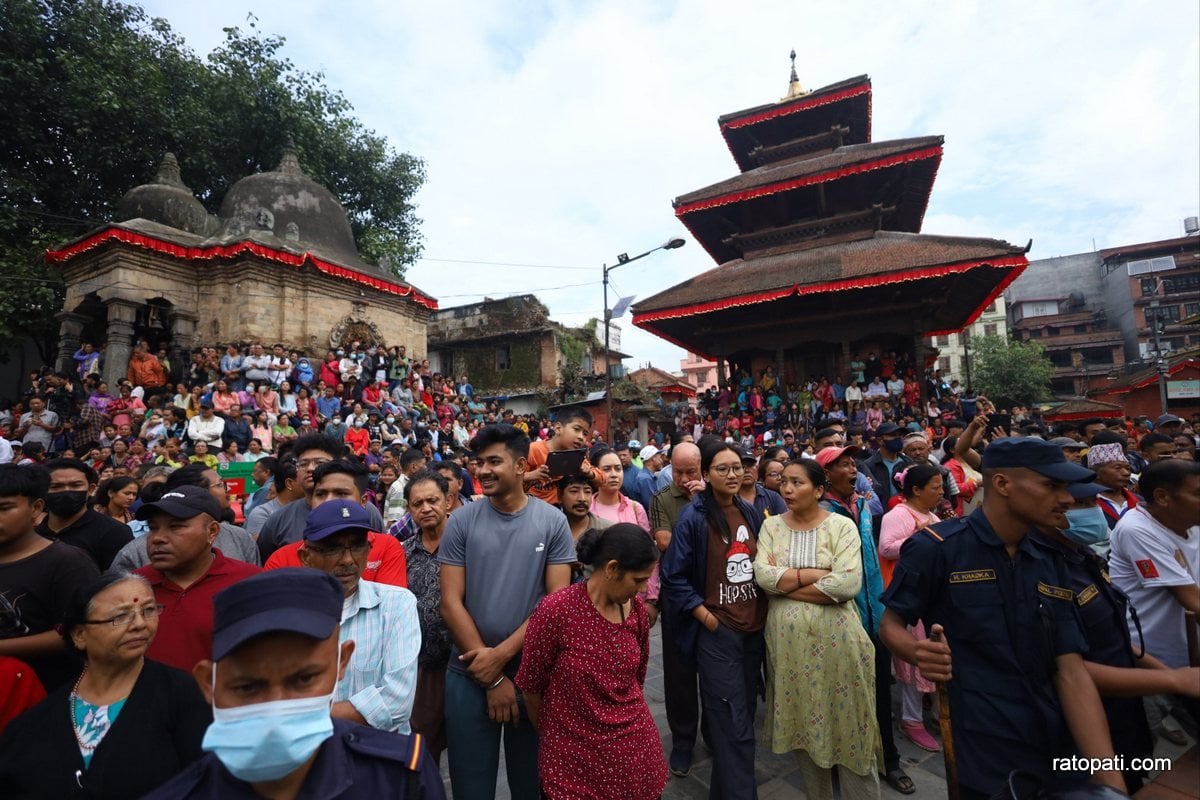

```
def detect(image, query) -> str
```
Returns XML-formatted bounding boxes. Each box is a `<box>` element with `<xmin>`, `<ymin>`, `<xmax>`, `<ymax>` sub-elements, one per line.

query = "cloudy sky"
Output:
<box><xmin>140</xmin><ymin>0</ymin><xmax>1200</xmax><ymax>371</ymax></box>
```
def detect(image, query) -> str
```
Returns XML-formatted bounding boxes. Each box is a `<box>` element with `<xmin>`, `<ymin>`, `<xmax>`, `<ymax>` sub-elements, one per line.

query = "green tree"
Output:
<box><xmin>0</xmin><ymin>0</ymin><xmax>424</xmax><ymax>354</ymax></box>
<box><xmin>968</xmin><ymin>333</ymin><xmax>1054</xmax><ymax>408</ymax></box>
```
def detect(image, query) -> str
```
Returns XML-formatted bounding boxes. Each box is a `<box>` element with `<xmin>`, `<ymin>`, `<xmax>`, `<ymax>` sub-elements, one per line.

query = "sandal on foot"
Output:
<box><xmin>885</xmin><ymin>768</ymin><xmax>916</xmax><ymax>795</ymax></box>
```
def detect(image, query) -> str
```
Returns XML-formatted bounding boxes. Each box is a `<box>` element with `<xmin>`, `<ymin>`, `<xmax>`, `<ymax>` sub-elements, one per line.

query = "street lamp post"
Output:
<box><xmin>603</xmin><ymin>238</ymin><xmax>686</xmax><ymax>444</ymax></box>
<box><xmin>1148</xmin><ymin>281</ymin><xmax>1170</xmax><ymax>416</ymax></box>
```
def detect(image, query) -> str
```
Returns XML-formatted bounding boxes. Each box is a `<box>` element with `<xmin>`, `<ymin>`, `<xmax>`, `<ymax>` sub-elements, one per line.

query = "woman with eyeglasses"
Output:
<box><xmin>0</xmin><ymin>572</ymin><xmax>210</xmax><ymax>799</ymax></box>
<box><xmin>661</xmin><ymin>439</ymin><xmax>767</xmax><ymax>799</ymax></box>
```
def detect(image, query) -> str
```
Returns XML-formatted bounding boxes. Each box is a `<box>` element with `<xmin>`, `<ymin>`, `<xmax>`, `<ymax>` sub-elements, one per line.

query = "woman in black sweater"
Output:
<box><xmin>0</xmin><ymin>571</ymin><xmax>210</xmax><ymax>798</ymax></box>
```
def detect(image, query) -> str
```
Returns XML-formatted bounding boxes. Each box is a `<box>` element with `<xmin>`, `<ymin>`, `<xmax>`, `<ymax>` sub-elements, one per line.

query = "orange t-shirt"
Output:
<box><xmin>264</xmin><ymin>531</ymin><xmax>408</xmax><ymax>587</ymax></box>
<box><xmin>524</xmin><ymin>438</ymin><xmax>601</xmax><ymax>506</ymax></box>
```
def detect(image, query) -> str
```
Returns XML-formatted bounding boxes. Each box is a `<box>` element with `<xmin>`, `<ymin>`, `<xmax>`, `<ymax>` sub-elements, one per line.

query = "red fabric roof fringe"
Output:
<box><xmin>675</xmin><ymin>145</ymin><xmax>943</xmax><ymax>216</ymax></box>
<box><xmin>923</xmin><ymin>261</ymin><xmax>1027</xmax><ymax>338</ymax></box>
<box><xmin>632</xmin><ymin>256</ymin><xmax>1028</xmax><ymax>325</ymax></box>
<box><xmin>652</xmin><ymin>384</ymin><xmax>698</xmax><ymax>397</ymax></box>
<box><xmin>1044</xmin><ymin>410</ymin><xmax>1121</xmax><ymax>422</ymax></box>
<box><xmin>720</xmin><ymin>83</ymin><xmax>872</xmax><ymax>131</ymax></box>
<box><xmin>45</xmin><ymin>227</ymin><xmax>438</xmax><ymax>310</ymax></box>
<box><xmin>1105</xmin><ymin>359</ymin><xmax>1199</xmax><ymax>395</ymax></box>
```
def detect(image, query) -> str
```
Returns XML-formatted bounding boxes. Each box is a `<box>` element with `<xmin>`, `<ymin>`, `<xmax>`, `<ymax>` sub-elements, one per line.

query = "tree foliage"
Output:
<box><xmin>0</xmin><ymin>0</ymin><xmax>425</xmax><ymax>353</ymax></box>
<box><xmin>968</xmin><ymin>334</ymin><xmax>1054</xmax><ymax>408</ymax></box>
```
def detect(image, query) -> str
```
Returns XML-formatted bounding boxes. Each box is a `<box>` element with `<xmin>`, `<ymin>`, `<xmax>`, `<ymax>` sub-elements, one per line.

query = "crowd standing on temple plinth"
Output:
<box><xmin>1</xmin><ymin>338</ymin><xmax>1199</xmax><ymax>799</ymax></box>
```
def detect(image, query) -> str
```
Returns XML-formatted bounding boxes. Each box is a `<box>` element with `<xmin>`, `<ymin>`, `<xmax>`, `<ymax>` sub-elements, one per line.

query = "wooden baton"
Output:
<box><xmin>930</xmin><ymin>628</ymin><xmax>959</xmax><ymax>800</ymax></box>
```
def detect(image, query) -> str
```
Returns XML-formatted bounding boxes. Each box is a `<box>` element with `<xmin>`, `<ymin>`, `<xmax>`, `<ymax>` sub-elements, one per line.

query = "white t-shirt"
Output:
<box><xmin>1109</xmin><ymin>506</ymin><xmax>1200</xmax><ymax>668</ymax></box>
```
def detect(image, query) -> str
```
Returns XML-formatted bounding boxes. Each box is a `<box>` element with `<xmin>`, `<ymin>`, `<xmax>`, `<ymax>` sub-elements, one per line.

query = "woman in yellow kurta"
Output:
<box><xmin>753</xmin><ymin>459</ymin><xmax>881</xmax><ymax>800</ymax></box>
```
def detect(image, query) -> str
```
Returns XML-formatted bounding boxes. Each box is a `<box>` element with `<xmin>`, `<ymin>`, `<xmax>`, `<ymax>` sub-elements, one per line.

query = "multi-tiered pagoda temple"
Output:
<box><xmin>633</xmin><ymin>59</ymin><xmax>1029</xmax><ymax>384</ymax></box>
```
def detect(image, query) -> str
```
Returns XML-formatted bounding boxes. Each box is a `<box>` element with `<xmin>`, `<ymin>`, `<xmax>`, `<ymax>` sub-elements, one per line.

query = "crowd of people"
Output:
<box><xmin>663</xmin><ymin>354</ymin><xmax>989</xmax><ymax>453</ymax></box>
<box><xmin>1</xmin><ymin>337</ymin><xmax>1199</xmax><ymax>799</ymax></box>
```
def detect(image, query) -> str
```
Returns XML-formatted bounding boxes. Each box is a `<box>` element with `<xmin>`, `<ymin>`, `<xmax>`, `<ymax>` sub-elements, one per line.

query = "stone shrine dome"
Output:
<box><xmin>218</xmin><ymin>144</ymin><xmax>363</xmax><ymax>268</ymax></box>
<box><xmin>115</xmin><ymin>153</ymin><xmax>216</xmax><ymax>236</ymax></box>
<box><xmin>47</xmin><ymin>143</ymin><xmax>436</xmax><ymax>391</ymax></box>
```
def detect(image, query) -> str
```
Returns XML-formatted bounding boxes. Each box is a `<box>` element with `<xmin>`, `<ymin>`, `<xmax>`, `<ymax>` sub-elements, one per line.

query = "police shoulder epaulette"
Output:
<box><xmin>344</xmin><ymin>727</ymin><xmax>424</xmax><ymax>771</ymax></box>
<box><xmin>918</xmin><ymin>525</ymin><xmax>945</xmax><ymax>543</ymax></box>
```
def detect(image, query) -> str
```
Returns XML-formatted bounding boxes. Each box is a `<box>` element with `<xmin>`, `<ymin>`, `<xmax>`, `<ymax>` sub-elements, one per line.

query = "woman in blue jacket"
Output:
<box><xmin>661</xmin><ymin>440</ymin><xmax>768</xmax><ymax>800</ymax></box>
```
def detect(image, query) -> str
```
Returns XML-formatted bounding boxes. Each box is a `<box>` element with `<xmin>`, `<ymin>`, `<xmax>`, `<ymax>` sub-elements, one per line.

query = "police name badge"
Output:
<box><xmin>949</xmin><ymin>569</ymin><xmax>996</xmax><ymax>584</ymax></box>
<box><xmin>1037</xmin><ymin>581</ymin><xmax>1073</xmax><ymax>602</ymax></box>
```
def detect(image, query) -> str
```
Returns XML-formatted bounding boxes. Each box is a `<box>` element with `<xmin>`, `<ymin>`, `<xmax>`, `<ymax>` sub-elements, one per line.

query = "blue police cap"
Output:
<box><xmin>303</xmin><ymin>500</ymin><xmax>372</xmax><ymax>542</ymax></box>
<box><xmin>211</xmin><ymin>569</ymin><xmax>343</xmax><ymax>660</ymax></box>
<box><xmin>980</xmin><ymin>438</ymin><xmax>1095</xmax><ymax>482</ymax></box>
<box><xmin>1066</xmin><ymin>481</ymin><xmax>1106</xmax><ymax>500</ymax></box>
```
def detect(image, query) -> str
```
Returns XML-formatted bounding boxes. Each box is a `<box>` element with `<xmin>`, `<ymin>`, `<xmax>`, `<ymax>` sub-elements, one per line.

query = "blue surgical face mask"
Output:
<box><xmin>202</xmin><ymin>665</ymin><xmax>336</xmax><ymax>783</ymax></box>
<box><xmin>1062</xmin><ymin>506</ymin><xmax>1109</xmax><ymax>546</ymax></box>
<box><xmin>883</xmin><ymin>438</ymin><xmax>904</xmax><ymax>455</ymax></box>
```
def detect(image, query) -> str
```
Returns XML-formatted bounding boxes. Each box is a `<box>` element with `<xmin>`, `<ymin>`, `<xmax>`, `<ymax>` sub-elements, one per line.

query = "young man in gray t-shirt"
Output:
<box><xmin>439</xmin><ymin>424</ymin><xmax>573</xmax><ymax>800</ymax></box>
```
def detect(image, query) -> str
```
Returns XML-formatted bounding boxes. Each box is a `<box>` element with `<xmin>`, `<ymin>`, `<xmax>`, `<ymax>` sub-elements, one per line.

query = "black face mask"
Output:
<box><xmin>883</xmin><ymin>438</ymin><xmax>905</xmax><ymax>454</ymax></box>
<box><xmin>45</xmin><ymin>490</ymin><xmax>88</xmax><ymax>518</ymax></box>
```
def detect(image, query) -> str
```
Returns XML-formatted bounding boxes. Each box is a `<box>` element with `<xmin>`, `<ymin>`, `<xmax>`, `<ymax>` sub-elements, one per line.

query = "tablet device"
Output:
<box><xmin>545</xmin><ymin>448</ymin><xmax>587</xmax><ymax>479</ymax></box>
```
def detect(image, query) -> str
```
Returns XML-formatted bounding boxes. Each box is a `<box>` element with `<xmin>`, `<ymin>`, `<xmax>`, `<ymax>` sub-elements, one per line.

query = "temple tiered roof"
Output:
<box><xmin>633</xmin><ymin>58</ymin><xmax>1026</xmax><ymax>364</ymax></box>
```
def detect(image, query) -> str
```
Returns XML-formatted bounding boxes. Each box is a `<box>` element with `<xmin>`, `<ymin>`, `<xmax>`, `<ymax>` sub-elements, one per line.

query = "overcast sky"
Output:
<box><xmin>139</xmin><ymin>0</ymin><xmax>1200</xmax><ymax>372</ymax></box>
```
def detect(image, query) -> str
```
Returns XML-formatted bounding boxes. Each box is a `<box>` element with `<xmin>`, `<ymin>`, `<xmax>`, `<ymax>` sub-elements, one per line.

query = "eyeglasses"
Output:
<box><xmin>85</xmin><ymin>605</ymin><xmax>163</xmax><ymax>627</ymax></box>
<box><xmin>297</xmin><ymin>458</ymin><xmax>334</xmax><ymax>470</ymax></box>
<box><xmin>709</xmin><ymin>464</ymin><xmax>745</xmax><ymax>477</ymax></box>
<box><xmin>306</xmin><ymin>541</ymin><xmax>371</xmax><ymax>558</ymax></box>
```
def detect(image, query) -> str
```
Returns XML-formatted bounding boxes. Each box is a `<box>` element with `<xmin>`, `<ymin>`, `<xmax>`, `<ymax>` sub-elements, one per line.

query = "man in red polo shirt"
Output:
<box><xmin>135</xmin><ymin>485</ymin><xmax>260</xmax><ymax>673</ymax></box>
<box><xmin>262</xmin><ymin>459</ymin><xmax>407</xmax><ymax>586</ymax></box>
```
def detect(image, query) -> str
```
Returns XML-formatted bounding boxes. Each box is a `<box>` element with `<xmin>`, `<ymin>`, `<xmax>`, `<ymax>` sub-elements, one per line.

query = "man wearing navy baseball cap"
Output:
<box><xmin>143</xmin><ymin>568</ymin><xmax>444</xmax><ymax>799</ymax></box>
<box><xmin>296</xmin><ymin>499</ymin><xmax>420</xmax><ymax>735</ymax></box>
<box><xmin>134</xmin><ymin>484</ymin><xmax>260</xmax><ymax>674</ymax></box>
<box><xmin>880</xmin><ymin>437</ymin><xmax>1128</xmax><ymax>797</ymax></box>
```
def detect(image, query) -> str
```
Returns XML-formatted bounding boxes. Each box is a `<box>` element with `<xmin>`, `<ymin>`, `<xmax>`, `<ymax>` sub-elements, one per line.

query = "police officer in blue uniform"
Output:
<box><xmin>1033</xmin><ymin>481</ymin><xmax>1200</xmax><ymax>794</ymax></box>
<box><xmin>143</xmin><ymin>569</ymin><xmax>445</xmax><ymax>799</ymax></box>
<box><xmin>880</xmin><ymin>438</ymin><xmax>1126</xmax><ymax>799</ymax></box>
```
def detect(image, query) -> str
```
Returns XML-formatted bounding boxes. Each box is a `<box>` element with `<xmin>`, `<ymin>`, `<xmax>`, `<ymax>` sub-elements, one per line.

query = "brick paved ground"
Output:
<box><xmin>438</xmin><ymin>623</ymin><xmax>1190</xmax><ymax>798</ymax></box>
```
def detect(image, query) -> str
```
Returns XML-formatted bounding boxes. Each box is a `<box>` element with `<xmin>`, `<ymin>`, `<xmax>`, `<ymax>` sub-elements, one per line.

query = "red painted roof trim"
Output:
<box><xmin>1103</xmin><ymin>360</ymin><xmax>1199</xmax><ymax>395</ymax></box>
<box><xmin>720</xmin><ymin>83</ymin><xmax>872</xmax><ymax>132</ymax></box>
<box><xmin>651</xmin><ymin>384</ymin><xmax>698</xmax><ymax>397</ymax></box>
<box><xmin>45</xmin><ymin>226</ymin><xmax>438</xmax><ymax>310</ymax></box>
<box><xmin>676</xmin><ymin>145</ymin><xmax>942</xmax><ymax>217</ymax></box>
<box><xmin>924</xmin><ymin>260</ymin><xmax>1028</xmax><ymax>337</ymax></box>
<box><xmin>633</xmin><ymin>255</ymin><xmax>1028</xmax><ymax>327</ymax></box>
<box><xmin>1043</xmin><ymin>410</ymin><xmax>1123</xmax><ymax>422</ymax></box>
<box><xmin>719</xmin><ymin>82</ymin><xmax>873</xmax><ymax>171</ymax></box>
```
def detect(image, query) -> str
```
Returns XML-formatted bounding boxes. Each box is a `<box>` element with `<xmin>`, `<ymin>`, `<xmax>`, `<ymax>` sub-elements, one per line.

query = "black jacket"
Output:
<box><xmin>143</xmin><ymin>718</ymin><xmax>446</xmax><ymax>800</ymax></box>
<box><xmin>0</xmin><ymin>658</ymin><xmax>211</xmax><ymax>800</ymax></box>
<box><xmin>858</xmin><ymin>450</ymin><xmax>900</xmax><ymax>501</ymax></box>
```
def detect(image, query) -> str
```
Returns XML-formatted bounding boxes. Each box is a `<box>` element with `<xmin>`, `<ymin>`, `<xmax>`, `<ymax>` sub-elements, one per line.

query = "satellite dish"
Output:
<box><xmin>611</xmin><ymin>295</ymin><xmax>636</xmax><ymax>318</ymax></box>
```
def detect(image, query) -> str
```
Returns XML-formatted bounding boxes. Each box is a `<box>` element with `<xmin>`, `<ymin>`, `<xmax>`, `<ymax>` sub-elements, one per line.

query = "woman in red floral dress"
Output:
<box><xmin>516</xmin><ymin>524</ymin><xmax>667</xmax><ymax>800</ymax></box>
